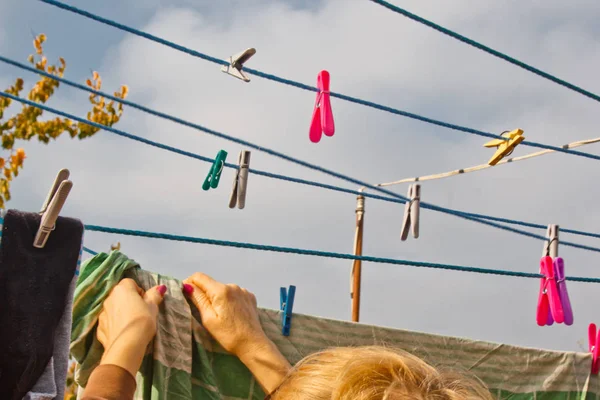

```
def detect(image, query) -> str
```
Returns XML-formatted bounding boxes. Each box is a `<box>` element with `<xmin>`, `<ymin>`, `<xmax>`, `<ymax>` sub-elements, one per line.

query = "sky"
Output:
<box><xmin>1</xmin><ymin>0</ymin><xmax>600</xmax><ymax>353</ymax></box>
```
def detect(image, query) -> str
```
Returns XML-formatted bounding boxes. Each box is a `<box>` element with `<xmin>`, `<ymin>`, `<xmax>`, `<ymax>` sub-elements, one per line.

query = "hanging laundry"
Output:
<box><xmin>0</xmin><ymin>210</ymin><xmax>83</xmax><ymax>400</ymax></box>
<box><xmin>71</xmin><ymin>251</ymin><xmax>597</xmax><ymax>399</ymax></box>
<box><xmin>309</xmin><ymin>70</ymin><xmax>335</xmax><ymax>143</ymax></box>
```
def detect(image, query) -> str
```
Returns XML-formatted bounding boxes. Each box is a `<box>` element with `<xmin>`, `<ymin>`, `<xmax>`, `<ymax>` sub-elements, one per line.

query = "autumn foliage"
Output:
<box><xmin>0</xmin><ymin>34</ymin><xmax>129</xmax><ymax>207</ymax></box>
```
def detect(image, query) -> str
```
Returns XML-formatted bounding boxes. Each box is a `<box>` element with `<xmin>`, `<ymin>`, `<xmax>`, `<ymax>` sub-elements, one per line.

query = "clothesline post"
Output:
<box><xmin>351</xmin><ymin>194</ymin><xmax>365</xmax><ymax>322</ymax></box>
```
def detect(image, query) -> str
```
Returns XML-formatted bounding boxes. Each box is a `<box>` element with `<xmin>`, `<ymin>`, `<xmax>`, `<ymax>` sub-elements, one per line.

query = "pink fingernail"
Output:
<box><xmin>157</xmin><ymin>285</ymin><xmax>167</xmax><ymax>296</ymax></box>
<box><xmin>182</xmin><ymin>284</ymin><xmax>193</xmax><ymax>295</ymax></box>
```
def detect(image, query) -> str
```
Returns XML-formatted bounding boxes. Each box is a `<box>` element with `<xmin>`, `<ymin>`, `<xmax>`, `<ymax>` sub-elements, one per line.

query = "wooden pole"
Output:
<box><xmin>351</xmin><ymin>194</ymin><xmax>365</xmax><ymax>322</ymax></box>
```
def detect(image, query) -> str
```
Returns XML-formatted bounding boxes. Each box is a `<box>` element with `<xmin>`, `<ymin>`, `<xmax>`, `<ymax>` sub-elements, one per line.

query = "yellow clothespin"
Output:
<box><xmin>483</xmin><ymin>129</ymin><xmax>525</xmax><ymax>166</ymax></box>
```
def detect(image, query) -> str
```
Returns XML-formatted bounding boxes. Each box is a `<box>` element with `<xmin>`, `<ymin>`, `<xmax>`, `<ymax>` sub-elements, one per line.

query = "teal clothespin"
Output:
<box><xmin>203</xmin><ymin>150</ymin><xmax>228</xmax><ymax>191</ymax></box>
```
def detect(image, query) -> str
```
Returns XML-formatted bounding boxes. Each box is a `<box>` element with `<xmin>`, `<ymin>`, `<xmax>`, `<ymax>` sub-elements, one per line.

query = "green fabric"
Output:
<box><xmin>72</xmin><ymin>252</ymin><xmax>600</xmax><ymax>399</ymax></box>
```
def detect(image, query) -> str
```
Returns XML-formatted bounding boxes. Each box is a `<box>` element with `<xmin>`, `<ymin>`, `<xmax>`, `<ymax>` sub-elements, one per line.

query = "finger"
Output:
<box><xmin>118</xmin><ymin>278</ymin><xmax>143</xmax><ymax>294</ymax></box>
<box><xmin>144</xmin><ymin>285</ymin><xmax>167</xmax><ymax>308</ymax></box>
<box><xmin>188</xmin><ymin>284</ymin><xmax>217</xmax><ymax>322</ymax></box>
<box><xmin>185</xmin><ymin>273</ymin><xmax>224</xmax><ymax>298</ymax></box>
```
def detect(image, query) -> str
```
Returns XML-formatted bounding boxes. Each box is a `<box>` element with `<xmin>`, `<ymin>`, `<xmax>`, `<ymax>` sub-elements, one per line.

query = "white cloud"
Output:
<box><xmin>6</xmin><ymin>0</ymin><xmax>600</xmax><ymax>352</ymax></box>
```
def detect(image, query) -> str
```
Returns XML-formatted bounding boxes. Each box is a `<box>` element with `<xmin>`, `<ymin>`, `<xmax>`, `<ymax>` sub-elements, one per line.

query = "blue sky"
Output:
<box><xmin>2</xmin><ymin>0</ymin><xmax>600</xmax><ymax>353</ymax></box>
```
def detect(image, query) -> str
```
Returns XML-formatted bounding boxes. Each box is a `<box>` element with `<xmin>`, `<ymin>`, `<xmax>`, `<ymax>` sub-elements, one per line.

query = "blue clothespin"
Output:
<box><xmin>280</xmin><ymin>285</ymin><xmax>296</xmax><ymax>336</ymax></box>
<box><xmin>203</xmin><ymin>150</ymin><xmax>228</xmax><ymax>191</ymax></box>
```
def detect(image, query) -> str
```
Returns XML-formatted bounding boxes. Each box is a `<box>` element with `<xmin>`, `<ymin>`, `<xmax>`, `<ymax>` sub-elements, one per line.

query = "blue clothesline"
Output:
<box><xmin>82</xmin><ymin>246</ymin><xmax>97</xmax><ymax>256</ymax></box>
<box><xmin>2</xmin><ymin>56</ymin><xmax>599</xmax><ymax>242</ymax></box>
<box><xmin>368</xmin><ymin>0</ymin><xmax>600</xmax><ymax>104</ymax></box>
<box><xmin>2</xmin><ymin>89</ymin><xmax>600</xmax><ymax>254</ymax></box>
<box><xmin>4</xmin><ymin>90</ymin><xmax>600</xmax><ymax>254</ymax></box>
<box><xmin>81</xmin><ymin>224</ymin><xmax>600</xmax><ymax>283</ymax></box>
<box><xmin>34</xmin><ymin>0</ymin><xmax>600</xmax><ymax>162</ymax></box>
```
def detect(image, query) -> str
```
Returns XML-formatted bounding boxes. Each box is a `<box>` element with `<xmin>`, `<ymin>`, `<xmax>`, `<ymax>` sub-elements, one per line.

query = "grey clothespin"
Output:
<box><xmin>221</xmin><ymin>48</ymin><xmax>256</xmax><ymax>82</ymax></box>
<box><xmin>34</xmin><ymin>169</ymin><xmax>73</xmax><ymax>248</ymax></box>
<box><xmin>542</xmin><ymin>224</ymin><xmax>559</xmax><ymax>257</ymax></box>
<box><xmin>229</xmin><ymin>151</ymin><xmax>251</xmax><ymax>209</ymax></box>
<box><xmin>400</xmin><ymin>184</ymin><xmax>420</xmax><ymax>241</ymax></box>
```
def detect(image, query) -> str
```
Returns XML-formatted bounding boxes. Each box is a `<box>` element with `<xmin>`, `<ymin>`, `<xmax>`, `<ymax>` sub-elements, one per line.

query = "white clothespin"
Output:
<box><xmin>542</xmin><ymin>224</ymin><xmax>559</xmax><ymax>257</ymax></box>
<box><xmin>34</xmin><ymin>169</ymin><xmax>73</xmax><ymax>248</ymax></box>
<box><xmin>401</xmin><ymin>184</ymin><xmax>420</xmax><ymax>241</ymax></box>
<box><xmin>221</xmin><ymin>48</ymin><xmax>256</xmax><ymax>82</ymax></box>
<box><xmin>229</xmin><ymin>151</ymin><xmax>251</xmax><ymax>209</ymax></box>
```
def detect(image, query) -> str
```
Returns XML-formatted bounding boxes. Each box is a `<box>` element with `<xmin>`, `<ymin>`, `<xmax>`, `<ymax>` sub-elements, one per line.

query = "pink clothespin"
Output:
<box><xmin>554</xmin><ymin>257</ymin><xmax>573</xmax><ymax>326</ymax></box>
<box><xmin>536</xmin><ymin>256</ymin><xmax>564</xmax><ymax>326</ymax></box>
<box><xmin>309</xmin><ymin>70</ymin><xmax>335</xmax><ymax>143</ymax></box>
<box><xmin>589</xmin><ymin>323</ymin><xmax>600</xmax><ymax>374</ymax></box>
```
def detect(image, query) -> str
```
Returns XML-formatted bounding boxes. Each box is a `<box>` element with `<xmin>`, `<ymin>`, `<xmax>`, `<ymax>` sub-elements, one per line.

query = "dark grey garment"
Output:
<box><xmin>24</xmin><ymin>275</ymin><xmax>77</xmax><ymax>400</ymax></box>
<box><xmin>0</xmin><ymin>210</ymin><xmax>82</xmax><ymax>400</ymax></box>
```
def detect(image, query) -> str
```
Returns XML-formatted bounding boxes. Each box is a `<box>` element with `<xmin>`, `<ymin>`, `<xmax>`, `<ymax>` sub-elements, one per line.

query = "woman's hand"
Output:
<box><xmin>97</xmin><ymin>279</ymin><xmax>167</xmax><ymax>377</ymax></box>
<box><xmin>183</xmin><ymin>273</ymin><xmax>267</xmax><ymax>358</ymax></box>
<box><xmin>183</xmin><ymin>273</ymin><xmax>291</xmax><ymax>394</ymax></box>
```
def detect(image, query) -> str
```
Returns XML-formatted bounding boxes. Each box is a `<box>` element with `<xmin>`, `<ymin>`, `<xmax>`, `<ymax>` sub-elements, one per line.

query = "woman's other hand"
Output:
<box><xmin>183</xmin><ymin>273</ymin><xmax>267</xmax><ymax>359</ymax></box>
<box><xmin>97</xmin><ymin>278</ymin><xmax>167</xmax><ymax>376</ymax></box>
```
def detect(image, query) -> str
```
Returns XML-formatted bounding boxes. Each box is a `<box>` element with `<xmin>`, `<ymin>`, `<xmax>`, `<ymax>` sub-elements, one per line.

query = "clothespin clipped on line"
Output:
<box><xmin>280</xmin><ymin>285</ymin><xmax>296</xmax><ymax>336</ymax></box>
<box><xmin>590</xmin><ymin>323</ymin><xmax>600</xmax><ymax>374</ymax></box>
<box><xmin>536</xmin><ymin>255</ymin><xmax>564</xmax><ymax>326</ymax></box>
<box><xmin>221</xmin><ymin>48</ymin><xmax>256</xmax><ymax>82</ymax></box>
<box><xmin>543</xmin><ymin>224</ymin><xmax>559</xmax><ymax>258</ymax></box>
<box><xmin>539</xmin><ymin>224</ymin><xmax>573</xmax><ymax>326</ymax></box>
<box><xmin>483</xmin><ymin>129</ymin><xmax>525</xmax><ymax>166</ymax></box>
<box><xmin>203</xmin><ymin>150</ymin><xmax>228</xmax><ymax>191</ymax></box>
<box><xmin>110</xmin><ymin>242</ymin><xmax>121</xmax><ymax>251</ymax></box>
<box><xmin>400</xmin><ymin>184</ymin><xmax>420</xmax><ymax>241</ymax></box>
<box><xmin>229</xmin><ymin>151</ymin><xmax>251</xmax><ymax>209</ymax></box>
<box><xmin>309</xmin><ymin>70</ymin><xmax>335</xmax><ymax>143</ymax></box>
<box><xmin>34</xmin><ymin>169</ymin><xmax>73</xmax><ymax>249</ymax></box>
<box><xmin>554</xmin><ymin>257</ymin><xmax>573</xmax><ymax>325</ymax></box>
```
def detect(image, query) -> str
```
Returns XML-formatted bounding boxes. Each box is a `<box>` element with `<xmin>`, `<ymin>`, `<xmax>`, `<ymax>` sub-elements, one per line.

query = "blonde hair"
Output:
<box><xmin>270</xmin><ymin>346</ymin><xmax>493</xmax><ymax>400</ymax></box>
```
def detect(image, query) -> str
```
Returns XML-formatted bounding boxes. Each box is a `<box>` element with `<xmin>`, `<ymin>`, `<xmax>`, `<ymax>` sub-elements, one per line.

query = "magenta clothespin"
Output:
<box><xmin>536</xmin><ymin>256</ymin><xmax>564</xmax><ymax>326</ymax></box>
<box><xmin>309</xmin><ymin>70</ymin><xmax>335</xmax><ymax>143</ymax></box>
<box><xmin>554</xmin><ymin>257</ymin><xmax>573</xmax><ymax>326</ymax></box>
<box><xmin>589</xmin><ymin>323</ymin><xmax>600</xmax><ymax>374</ymax></box>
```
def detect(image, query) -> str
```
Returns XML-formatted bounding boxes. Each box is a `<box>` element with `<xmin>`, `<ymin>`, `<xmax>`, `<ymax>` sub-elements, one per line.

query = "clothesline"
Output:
<box><xmin>2</xmin><ymin>90</ymin><xmax>600</xmax><ymax>253</ymax></box>
<box><xmin>34</xmin><ymin>0</ymin><xmax>600</xmax><ymax>163</ymax></box>
<box><xmin>82</xmin><ymin>224</ymin><xmax>600</xmax><ymax>283</ymax></box>
<box><xmin>3</xmin><ymin>58</ymin><xmax>600</xmax><ymax>249</ymax></box>
<box><xmin>368</xmin><ymin>0</ymin><xmax>600</xmax><ymax>104</ymax></box>
<box><xmin>3</xmin><ymin>92</ymin><xmax>600</xmax><ymax>254</ymax></box>
<box><xmin>375</xmin><ymin>136</ymin><xmax>600</xmax><ymax>187</ymax></box>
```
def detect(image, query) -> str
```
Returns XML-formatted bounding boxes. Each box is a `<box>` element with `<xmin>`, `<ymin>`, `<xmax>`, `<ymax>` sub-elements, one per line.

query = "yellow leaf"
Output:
<box><xmin>92</xmin><ymin>71</ymin><xmax>99</xmax><ymax>81</ymax></box>
<box><xmin>15</xmin><ymin>148</ymin><xmax>26</xmax><ymax>164</ymax></box>
<box><xmin>121</xmin><ymin>85</ymin><xmax>129</xmax><ymax>98</ymax></box>
<box><xmin>86</xmin><ymin>79</ymin><xmax>92</xmax><ymax>87</ymax></box>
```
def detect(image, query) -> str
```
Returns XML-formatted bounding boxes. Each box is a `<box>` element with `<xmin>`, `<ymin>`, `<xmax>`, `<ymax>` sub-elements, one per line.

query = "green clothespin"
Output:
<box><xmin>203</xmin><ymin>150</ymin><xmax>228</xmax><ymax>190</ymax></box>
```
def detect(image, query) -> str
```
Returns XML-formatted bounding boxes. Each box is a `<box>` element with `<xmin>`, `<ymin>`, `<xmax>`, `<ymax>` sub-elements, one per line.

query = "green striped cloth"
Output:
<box><xmin>71</xmin><ymin>251</ymin><xmax>599</xmax><ymax>399</ymax></box>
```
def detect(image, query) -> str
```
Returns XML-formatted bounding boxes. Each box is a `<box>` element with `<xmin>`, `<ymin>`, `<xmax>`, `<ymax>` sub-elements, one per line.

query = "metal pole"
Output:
<box><xmin>351</xmin><ymin>194</ymin><xmax>365</xmax><ymax>322</ymax></box>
